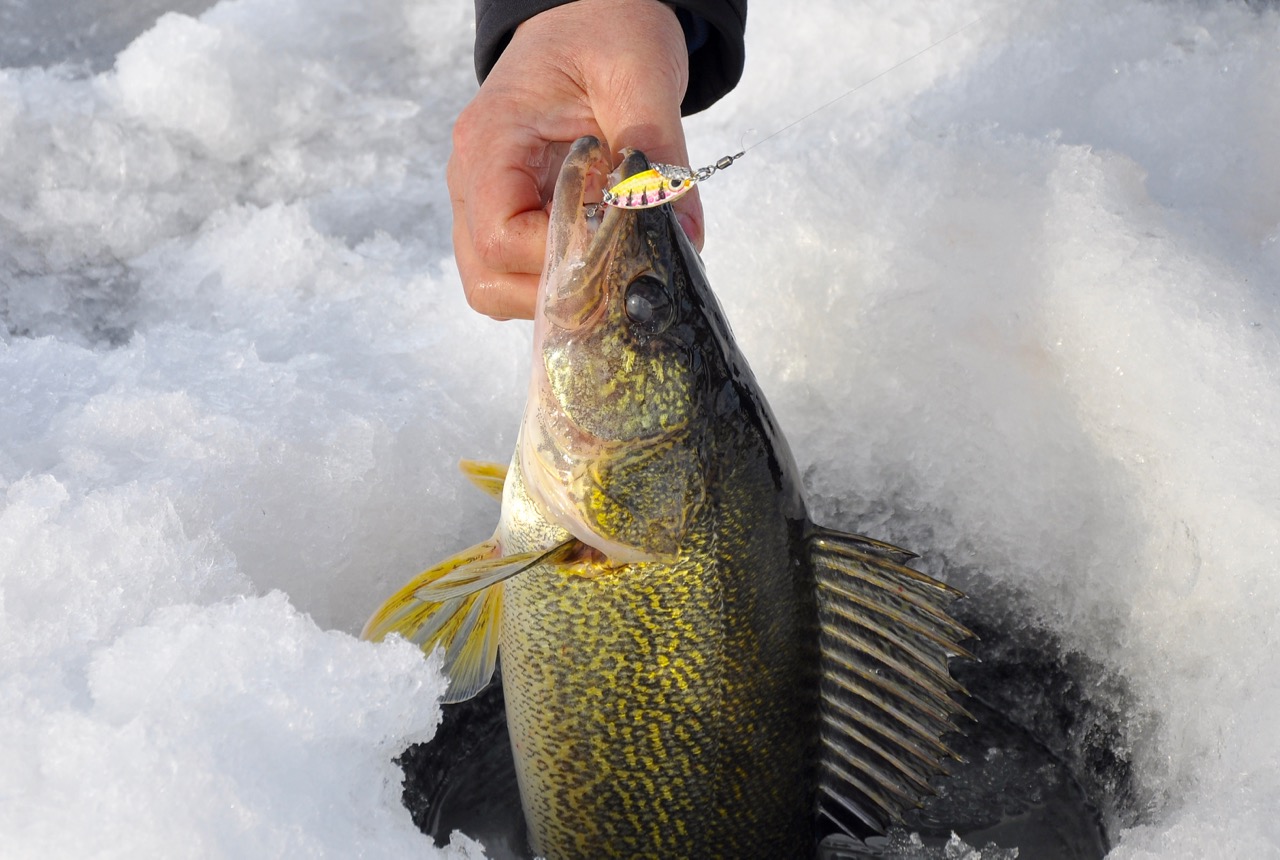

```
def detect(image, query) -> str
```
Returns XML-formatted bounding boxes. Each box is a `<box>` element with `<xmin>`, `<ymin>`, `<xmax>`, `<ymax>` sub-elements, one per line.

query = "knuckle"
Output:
<box><xmin>462</xmin><ymin>279</ymin><xmax>491</xmax><ymax>315</ymax></box>
<box><xmin>451</xmin><ymin>102</ymin><xmax>483</xmax><ymax>149</ymax></box>
<box><xmin>473</xmin><ymin>225</ymin><xmax>509</xmax><ymax>270</ymax></box>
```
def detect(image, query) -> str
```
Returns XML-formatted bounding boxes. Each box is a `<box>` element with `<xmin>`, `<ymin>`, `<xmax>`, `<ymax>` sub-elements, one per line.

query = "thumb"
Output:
<box><xmin>599</xmin><ymin>104</ymin><xmax>705</xmax><ymax>252</ymax></box>
<box><xmin>589</xmin><ymin>13</ymin><xmax>704</xmax><ymax>249</ymax></box>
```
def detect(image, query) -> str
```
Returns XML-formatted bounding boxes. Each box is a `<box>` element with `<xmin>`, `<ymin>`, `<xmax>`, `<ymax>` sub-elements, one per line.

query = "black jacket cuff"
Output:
<box><xmin>473</xmin><ymin>0</ymin><xmax>746</xmax><ymax>115</ymax></box>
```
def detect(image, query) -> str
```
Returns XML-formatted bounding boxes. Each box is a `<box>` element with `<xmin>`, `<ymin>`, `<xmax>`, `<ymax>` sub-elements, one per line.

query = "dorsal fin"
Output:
<box><xmin>809</xmin><ymin>527</ymin><xmax>974</xmax><ymax>833</ymax></box>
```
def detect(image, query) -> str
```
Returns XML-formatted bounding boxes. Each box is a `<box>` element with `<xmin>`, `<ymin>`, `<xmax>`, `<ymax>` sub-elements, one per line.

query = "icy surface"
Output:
<box><xmin>1</xmin><ymin>0</ymin><xmax>1277</xmax><ymax>857</ymax></box>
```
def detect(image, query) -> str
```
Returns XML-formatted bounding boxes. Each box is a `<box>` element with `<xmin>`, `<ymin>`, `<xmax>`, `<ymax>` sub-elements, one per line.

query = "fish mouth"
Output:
<box><xmin>521</xmin><ymin>137</ymin><xmax>688</xmax><ymax>565</ymax></box>
<box><xmin>539</xmin><ymin>137</ymin><xmax>656</xmax><ymax>332</ymax></box>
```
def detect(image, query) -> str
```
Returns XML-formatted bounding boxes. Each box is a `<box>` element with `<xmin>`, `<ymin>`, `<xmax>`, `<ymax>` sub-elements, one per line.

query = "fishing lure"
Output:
<box><xmin>601</xmin><ymin>153</ymin><xmax>743</xmax><ymax>209</ymax></box>
<box><xmin>599</xmin><ymin>14</ymin><xmax>987</xmax><ymax>211</ymax></box>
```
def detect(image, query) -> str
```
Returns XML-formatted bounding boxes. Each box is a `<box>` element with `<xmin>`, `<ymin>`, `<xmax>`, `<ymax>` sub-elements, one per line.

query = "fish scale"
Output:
<box><xmin>499</xmin><ymin>418</ymin><xmax>812</xmax><ymax>858</ymax></box>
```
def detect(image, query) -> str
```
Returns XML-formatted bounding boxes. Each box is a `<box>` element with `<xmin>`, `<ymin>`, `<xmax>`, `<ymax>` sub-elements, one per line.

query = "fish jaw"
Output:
<box><xmin>520</xmin><ymin>138</ymin><xmax>711</xmax><ymax>565</ymax></box>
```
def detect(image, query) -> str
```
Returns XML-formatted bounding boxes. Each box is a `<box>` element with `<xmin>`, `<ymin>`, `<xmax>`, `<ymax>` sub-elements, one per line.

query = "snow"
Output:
<box><xmin>2</xmin><ymin>0</ymin><xmax>1277</xmax><ymax>857</ymax></box>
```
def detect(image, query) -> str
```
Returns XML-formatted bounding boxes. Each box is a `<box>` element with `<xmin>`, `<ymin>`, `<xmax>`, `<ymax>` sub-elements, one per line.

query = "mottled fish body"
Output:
<box><xmin>364</xmin><ymin>137</ymin><xmax>972</xmax><ymax>858</ymax></box>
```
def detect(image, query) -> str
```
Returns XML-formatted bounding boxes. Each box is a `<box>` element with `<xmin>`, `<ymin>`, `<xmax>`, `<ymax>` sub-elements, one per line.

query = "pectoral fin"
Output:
<box><xmin>362</xmin><ymin>537</ymin><xmax>579</xmax><ymax>703</ymax></box>
<box><xmin>459</xmin><ymin>459</ymin><xmax>508</xmax><ymax>501</ymax></box>
<box><xmin>808</xmin><ymin>526</ymin><xmax>975</xmax><ymax>833</ymax></box>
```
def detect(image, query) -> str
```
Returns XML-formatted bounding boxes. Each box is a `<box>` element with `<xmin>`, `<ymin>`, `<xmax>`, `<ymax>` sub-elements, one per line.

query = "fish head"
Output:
<box><xmin>519</xmin><ymin>136</ymin><xmax>731</xmax><ymax>565</ymax></box>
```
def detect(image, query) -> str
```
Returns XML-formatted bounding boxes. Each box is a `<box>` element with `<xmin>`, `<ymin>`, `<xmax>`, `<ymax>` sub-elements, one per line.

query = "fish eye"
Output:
<box><xmin>624</xmin><ymin>275</ymin><xmax>674</xmax><ymax>334</ymax></box>
<box><xmin>670</xmin><ymin>178</ymin><xmax>684</xmax><ymax>189</ymax></box>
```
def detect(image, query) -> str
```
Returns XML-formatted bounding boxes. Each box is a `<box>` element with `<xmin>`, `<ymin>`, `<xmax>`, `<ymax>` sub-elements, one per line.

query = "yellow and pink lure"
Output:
<box><xmin>601</xmin><ymin>152</ymin><xmax>743</xmax><ymax>210</ymax></box>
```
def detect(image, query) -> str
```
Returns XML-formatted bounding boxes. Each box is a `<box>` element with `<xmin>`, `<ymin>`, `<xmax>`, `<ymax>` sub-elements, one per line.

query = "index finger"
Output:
<box><xmin>593</xmin><ymin>73</ymin><xmax>704</xmax><ymax>251</ymax></box>
<box><xmin>450</xmin><ymin>120</ymin><xmax>553</xmax><ymax>278</ymax></box>
<box><xmin>605</xmin><ymin>121</ymin><xmax>705</xmax><ymax>250</ymax></box>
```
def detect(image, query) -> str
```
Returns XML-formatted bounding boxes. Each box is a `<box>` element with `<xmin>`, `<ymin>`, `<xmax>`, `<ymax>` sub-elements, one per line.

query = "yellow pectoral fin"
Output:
<box><xmin>459</xmin><ymin>459</ymin><xmax>508</xmax><ymax>501</ymax></box>
<box><xmin>439</xmin><ymin>586</ymin><xmax>504</xmax><ymax>702</ymax></box>
<box><xmin>361</xmin><ymin>537</ymin><xmax>580</xmax><ymax>703</ymax></box>
<box><xmin>360</xmin><ymin>539</ymin><xmax>496</xmax><ymax>643</ymax></box>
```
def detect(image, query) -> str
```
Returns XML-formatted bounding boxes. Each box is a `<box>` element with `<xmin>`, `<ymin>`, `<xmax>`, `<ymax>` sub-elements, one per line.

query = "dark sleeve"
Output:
<box><xmin>473</xmin><ymin>0</ymin><xmax>747</xmax><ymax>115</ymax></box>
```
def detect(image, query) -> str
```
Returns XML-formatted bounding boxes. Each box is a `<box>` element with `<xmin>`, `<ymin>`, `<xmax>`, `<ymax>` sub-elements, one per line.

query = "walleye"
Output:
<box><xmin>364</xmin><ymin>137</ymin><xmax>973</xmax><ymax>858</ymax></box>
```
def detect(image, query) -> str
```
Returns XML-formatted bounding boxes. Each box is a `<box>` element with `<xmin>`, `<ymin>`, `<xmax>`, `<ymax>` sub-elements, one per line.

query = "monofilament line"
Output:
<box><xmin>599</xmin><ymin>13</ymin><xmax>989</xmax><ymax>210</ymax></box>
<box><xmin>741</xmin><ymin>13</ymin><xmax>989</xmax><ymax>155</ymax></box>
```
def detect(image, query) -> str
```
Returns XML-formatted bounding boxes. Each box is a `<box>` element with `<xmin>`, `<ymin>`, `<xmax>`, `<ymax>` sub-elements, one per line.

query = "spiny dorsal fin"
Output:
<box><xmin>812</xmin><ymin>526</ymin><xmax>920</xmax><ymax>564</ymax></box>
<box><xmin>809</xmin><ymin>527</ymin><xmax>974</xmax><ymax>833</ymax></box>
<box><xmin>361</xmin><ymin>537</ymin><xmax>578</xmax><ymax>703</ymax></box>
<box><xmin>459</xmin><ymin>459</ymin><xmax>508</xmax><ymax>501</ymax></box>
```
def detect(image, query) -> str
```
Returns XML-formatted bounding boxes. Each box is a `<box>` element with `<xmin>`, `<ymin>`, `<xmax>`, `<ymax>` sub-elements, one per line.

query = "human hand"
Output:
<box><xmin>447</xmin><ymin>0</ymin><xmax>700</xmax><ymax>320</ymax></box>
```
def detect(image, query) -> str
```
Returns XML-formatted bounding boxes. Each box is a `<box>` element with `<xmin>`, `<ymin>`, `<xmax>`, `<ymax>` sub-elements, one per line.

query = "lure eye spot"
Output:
<box><xmin>670</xmin><ymin>178</ymin><xmax>684</xmax><ymax>190</ymax></box>
<box><xmin>624</xmin><ymin>275</ymin><xmax>674</xmax><ymax>335</ymax></box>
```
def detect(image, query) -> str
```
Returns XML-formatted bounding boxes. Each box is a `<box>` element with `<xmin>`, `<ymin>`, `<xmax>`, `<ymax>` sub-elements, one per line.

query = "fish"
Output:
<box><xmin>363</xmin><ymin>136</ymin><xmax>973</xmax><ymax>859</ymax></box>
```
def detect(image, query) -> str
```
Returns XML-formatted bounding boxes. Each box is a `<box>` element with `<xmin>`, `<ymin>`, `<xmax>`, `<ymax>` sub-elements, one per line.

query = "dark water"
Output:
<box><xmin>398</xmin><ymin>618</ymin><xmax>1115</xmax><ymax>859</ymax></box>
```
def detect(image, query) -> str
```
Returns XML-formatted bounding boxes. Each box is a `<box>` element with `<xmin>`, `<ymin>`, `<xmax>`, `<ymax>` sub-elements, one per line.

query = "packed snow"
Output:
<box><xmin>1</xmin><ymin>0</ymin><xmax>1277</xmax><ymax>857</ymax></box>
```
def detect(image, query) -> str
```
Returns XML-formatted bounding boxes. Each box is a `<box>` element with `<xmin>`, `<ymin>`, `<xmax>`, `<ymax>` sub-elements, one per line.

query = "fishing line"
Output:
<box><xmin>600</xmin><ymin>13</ymin><xmax>989</xmax><ymax>210</ymax></box>
<box><xmin>739</xmin><ymin>12</ymin><xmax>988</xmax><ymax>157</ymax></box>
